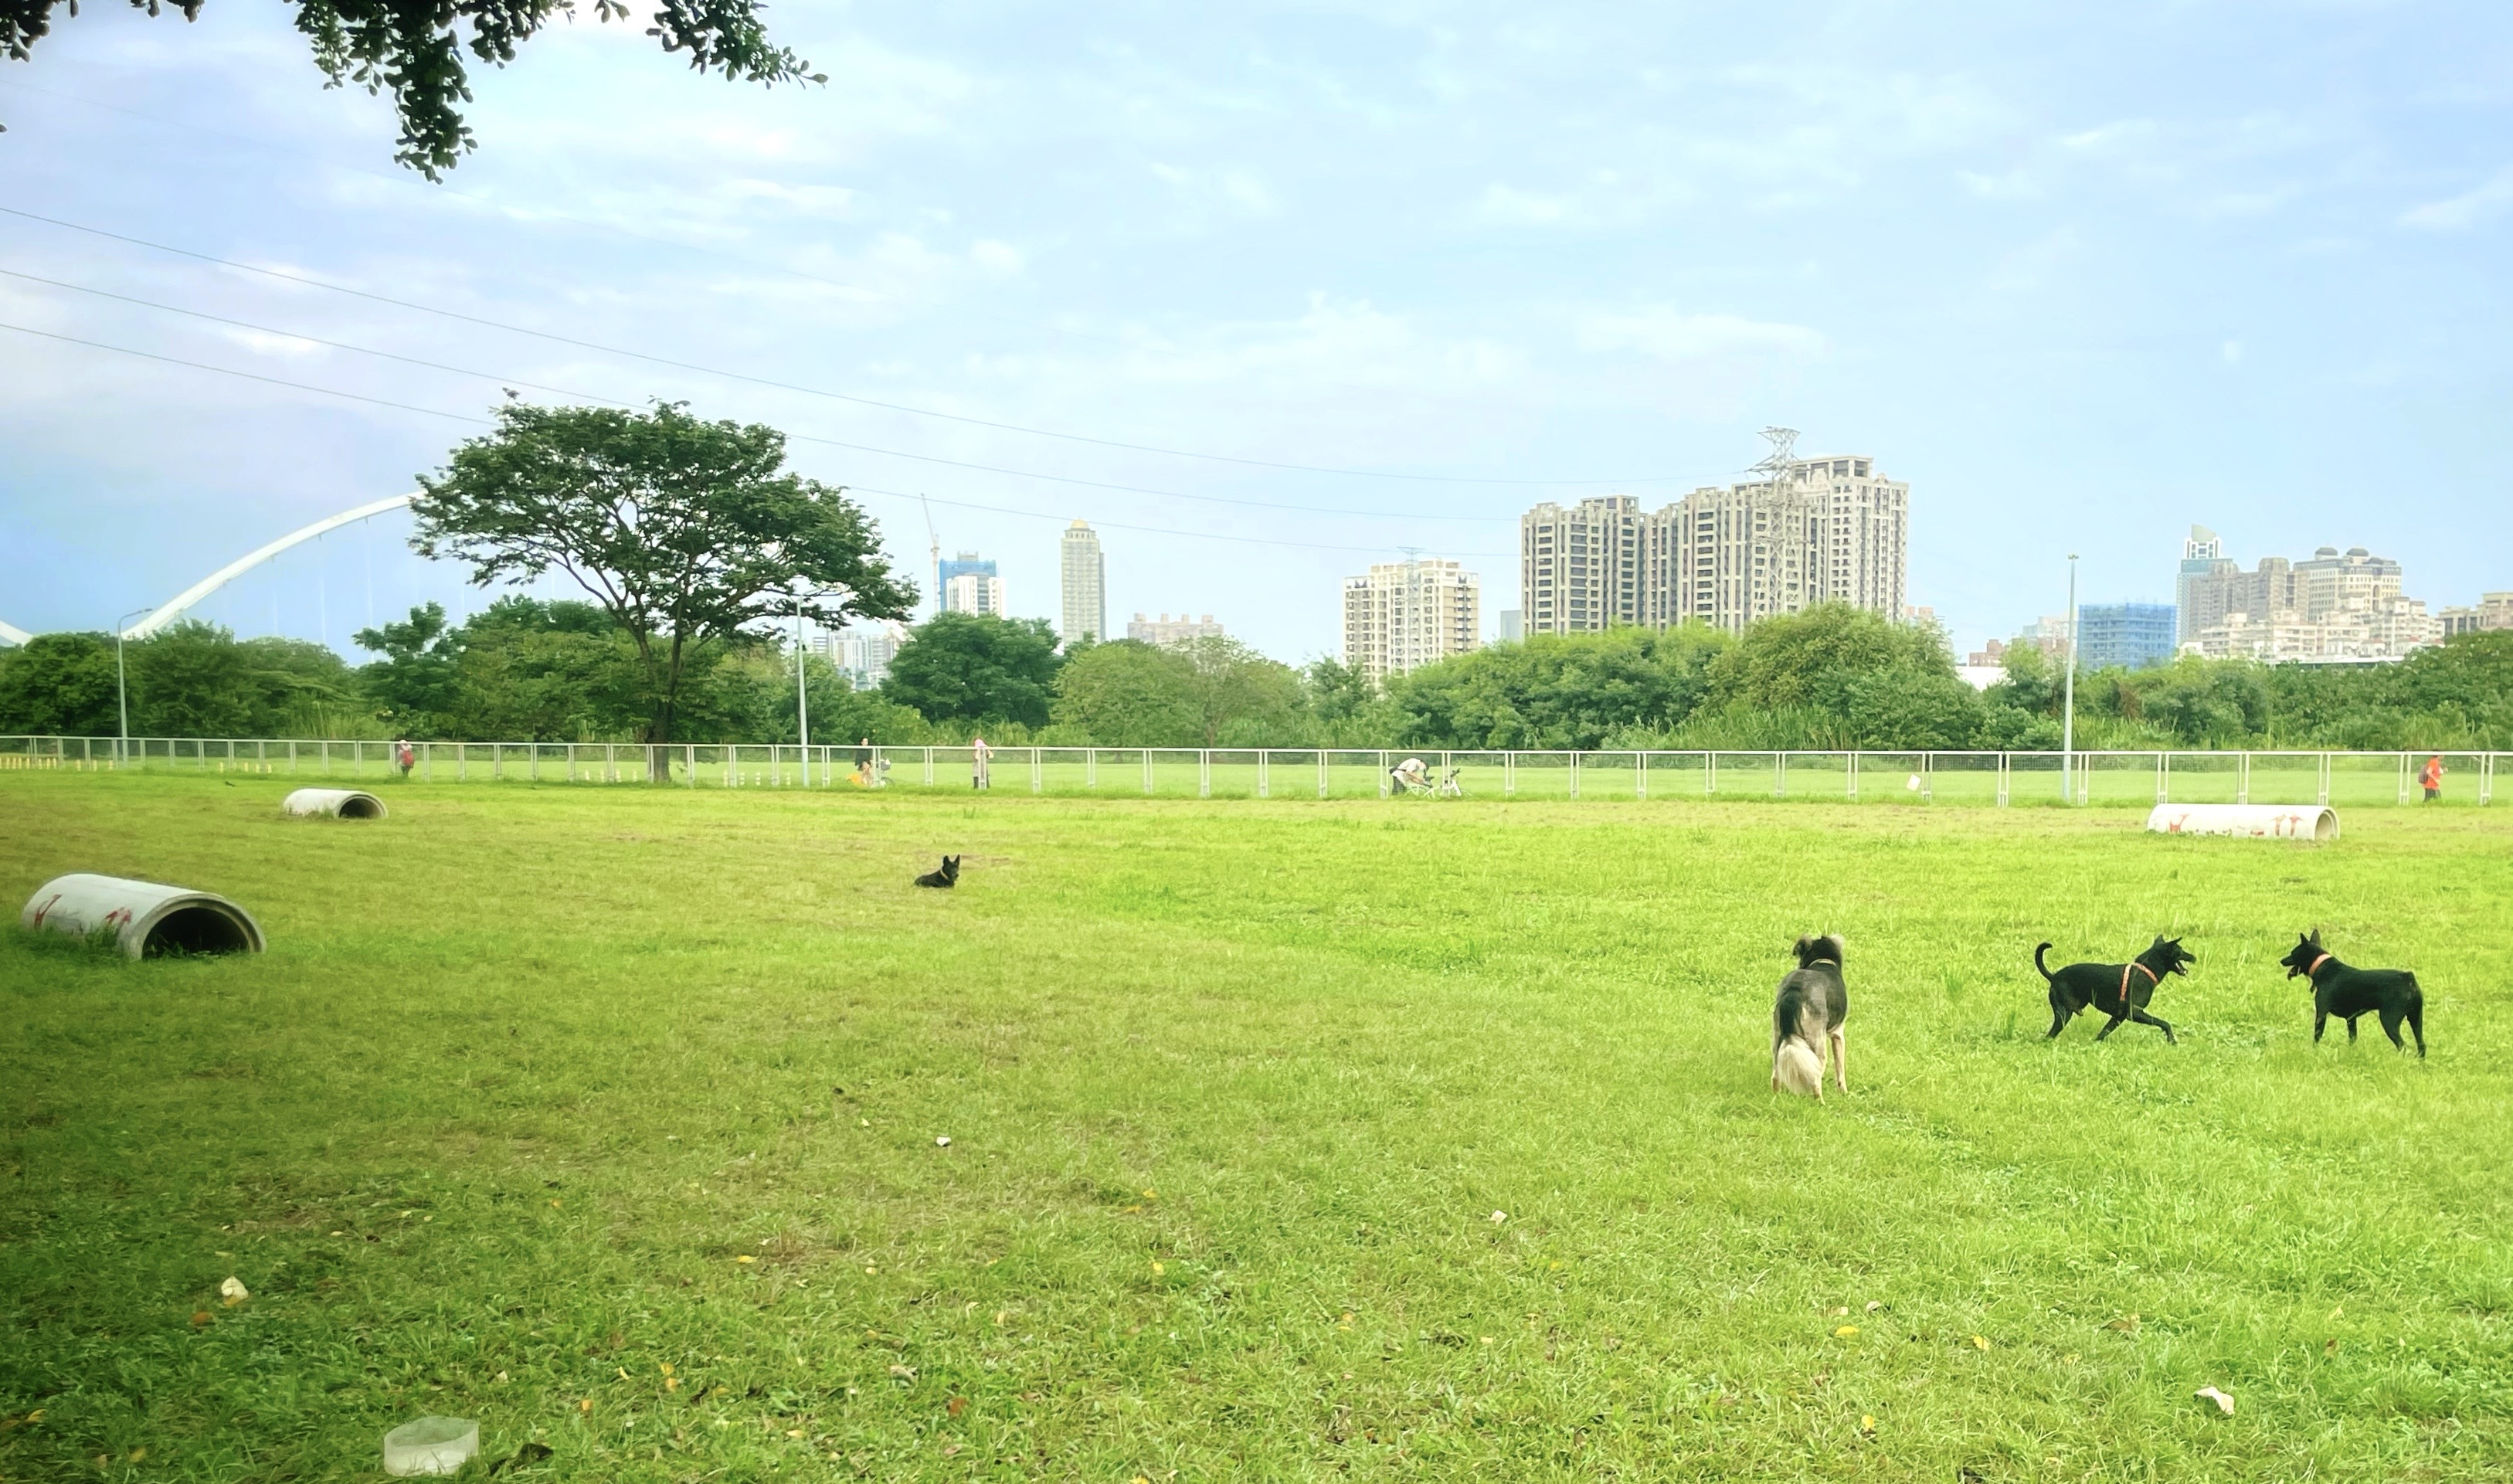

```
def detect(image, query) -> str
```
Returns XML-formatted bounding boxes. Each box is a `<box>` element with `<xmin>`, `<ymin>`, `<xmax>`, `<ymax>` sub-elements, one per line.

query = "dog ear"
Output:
<box><xmin>1792</xmin><ymin>934</ymin><xmax>1812</xmax><ymax>961</ymax></box>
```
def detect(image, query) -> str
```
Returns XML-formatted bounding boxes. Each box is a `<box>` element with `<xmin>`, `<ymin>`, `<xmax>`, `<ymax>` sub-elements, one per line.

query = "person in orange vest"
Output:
<box><xmin>2421</xmin><ymin>754</ymin><xmax>2444</xmax><ymax>803</ymax></box>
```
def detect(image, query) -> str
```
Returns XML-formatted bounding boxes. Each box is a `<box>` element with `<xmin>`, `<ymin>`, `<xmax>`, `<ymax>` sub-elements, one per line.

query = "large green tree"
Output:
<box><xmin>1050</xmin><ymin>639</ymin><xmax>1200</xmax><ymax>745</ymax></box>
<box><xmin>410</xmin><ymin>402</ymin><xmax>912</xmax><ymax>776</ymax></box>
<box><xmin>880</xmin><ymin>613</ymin><xmax>1062</xmax><ymax>731</ymax></box>
<box><xmin>0</xmin><ymin>631</ymin><xmax>121</xmax><ymax>735</ymax></box>
<box><xmin>1175</xmin><ymin>636</ymin><xmax>1303</xmax><ymax>746</ymax></box>
<box><xmin>1389</xmin><ymin>625</ymin><xmax>1730</xmax><ymax>749</ymax></box>
<box><xmin>0</xmin><ymin>0</ymin><xmax>820</xmax><ymax>177</ymax></box>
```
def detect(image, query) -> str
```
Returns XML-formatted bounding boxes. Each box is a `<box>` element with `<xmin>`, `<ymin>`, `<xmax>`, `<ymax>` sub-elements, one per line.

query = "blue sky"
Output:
<box><xmin>3</xmin><ymin>0</ymin><xmax>2509</xmax><ymax>663</ymax></box>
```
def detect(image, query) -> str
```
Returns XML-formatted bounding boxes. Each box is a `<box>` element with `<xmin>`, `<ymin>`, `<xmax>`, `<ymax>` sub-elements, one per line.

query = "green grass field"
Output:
<box><xmin>3</xmin><ymin>776</ymin><xmax>2509</xmax><ymax>1482</ymax></box>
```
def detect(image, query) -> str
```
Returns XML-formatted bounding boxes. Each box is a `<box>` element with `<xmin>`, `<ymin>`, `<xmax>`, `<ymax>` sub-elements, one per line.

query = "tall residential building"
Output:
<box><xmin>1520</xmin><ymin>495</ymin><xmax>1643</xmax><ymax>634</ymax></box>
<box><xmin>1059</xmin><ymin>521</ymin><xmax>1105</xmax><ymax>644</ymax></box>
<box><xmin>1342</xmin><ymin>557</ymin><xmax>1481</xmax><ymax>684</ymax></box>
<box><xmin>2175</xmin><ymin>525</ymin><xmax>2239</xmax><ymax>643</ymax></box>
<box><xmin>2077</xmin><ymin>603</ymin><xmax>2177</xmax><ymax>671</ymax></box>
<box><xmin>938</xmin><ymin>552</ymin><xmax>1004</xmax><ymax>617</ymax></box>
<box><xmin>1496</xmin><ymin>609</ymin><xmax>1524</xmax><ymax>642</ymax></box>
<box><xmin>1126</xmin><ymin>613</ymin><xmax>1225</xmax><ymax>645</ymax></box>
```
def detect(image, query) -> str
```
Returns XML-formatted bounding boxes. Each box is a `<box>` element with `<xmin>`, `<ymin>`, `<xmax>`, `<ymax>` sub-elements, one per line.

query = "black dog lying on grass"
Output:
<box><xmin>2282</xmin><ymin>930</ymin><xmax>2425</xmax><ymax>1057</ymax></box>
<box><xmin>2036</xmin><ymin>935</ymin><xmax>2192</xmax><ymax>1044</ymax></box>
<box><xmin>912</xmin><ymin>855</ymin><xmax>962</xmax><ymax>889</ymax></box>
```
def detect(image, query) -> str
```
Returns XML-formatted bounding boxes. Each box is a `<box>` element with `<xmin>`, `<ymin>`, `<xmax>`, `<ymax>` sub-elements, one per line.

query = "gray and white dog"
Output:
<box><xmin>1771</xmin><ymin>934</ymin><xmax>1849</xmax><ymax>1099</ymax></box>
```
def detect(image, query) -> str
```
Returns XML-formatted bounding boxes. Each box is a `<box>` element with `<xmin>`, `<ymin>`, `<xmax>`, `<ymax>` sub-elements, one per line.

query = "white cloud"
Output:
<box><xmin>970</xmin><ymin>239</ymin><xmax>1024</xmax><ymax>276</ymax></box>
<box><xmin>2400</xmin><ymin>167</ymin><xmax>2513</xmax><ymax>231</ymax></box>
<box><xmin>1576</xmin><ymin>310</ymin><xmax>1827</xmax><ymax>362</ymax></box>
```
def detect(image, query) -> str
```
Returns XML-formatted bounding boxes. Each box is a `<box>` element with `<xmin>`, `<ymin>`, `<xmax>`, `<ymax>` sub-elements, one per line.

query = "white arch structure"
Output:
<box><xmin>120</xmin><ymin>493</ymin><xmax>417</xmax><ymax>640</ymax></box>
<box><xmin>0</xmin><ymin>618</ymin><xmax>30</xmax><ymax>646</ymax></box>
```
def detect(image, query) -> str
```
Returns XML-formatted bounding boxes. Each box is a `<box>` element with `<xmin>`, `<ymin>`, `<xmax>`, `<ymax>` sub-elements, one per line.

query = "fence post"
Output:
<box><xmin>1774</xmin><ymin>752</ymin><xmax>1786</xmax><ymax>799</ymax></box>
<box><xmin>1319</xmin><ymin>750</ymin><xmax>1330</xmax><ymax>800</ymax></box>
<box><xmin>1144</xmin><ymin>749</ymin><xmax>1155</xmax><ymax>796</ymax></box>
<box><xmin>1997</xmin><ymin>751</ymin><xmax>2010</xmax><ymax>807</ymax></box>
<box><xmin>1258</xmin><ymin>749</ymin><xmax>1270</xmax><ymax>799</ymax></box>
<box><xmin>1504</xmin><ymin>751</ymin><xmax>1515</xmax><ymax>798</ymax></box>
<box><xmin>1637</xmin><ymin>750</ymin><xmax>1648</xmax><ymax>800</ymax></box>
<box><xmin>1032</xmin><ymin>748</ymin><xmax>1043</xmax><ymax>794</ymax></box>
<box><xmin>1706</xmin><ymin>751</ymin><xmax>1717</xmax><ymax>795</ymax></box>
<box><xmin>1922</xmin><ymin>752</ymin><xmax>1934</xmax><ymax>803</ymax></box>
<box><xmin>2397</xmin><ymin>752</ymin><xmax>2409</xmax><ymax>805</ymax></box>
<box><xmin>1087</xmin><ymin>747</ymin><xmax>1099</xmax><ymax>790</ymax></box>
<box><xmin>2236</xmin><ymin>752</ymin><xmax>2248</xmax><ymax>806</ymax></box>
<box><xmin>1568</xmin><ymin>750</ymin><xmax>1580</xmax><ymax>800</ymax></box>
<box><xmin>321</xmin><ymin>740</ymin><xmax>331</xmax><ymax>776</ymax></box>
<box><xmin>2318</xmin><ymin>752</ymin><xmax>2330</xmax><ymax>807</ymax></box>
<box><xmin>1379</xmin><ymin>751</ymin><xmax>1391</xmax><ymax>798</ymax></box>
<box><xmin>1199</xmin><ymin>751</ymin><xmax>1211</xmax><ymax>799</ymax></box>
<box><xmin>1846</xmin><ymin>750</ymin><xmax>1857</xmax><ymax>801</ymax></box>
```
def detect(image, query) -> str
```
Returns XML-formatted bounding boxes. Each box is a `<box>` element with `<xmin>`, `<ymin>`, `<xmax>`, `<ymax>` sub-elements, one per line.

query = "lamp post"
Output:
<box><xmin>791</xmin><ymin>588</ymin><xmax>847</xmax><ymax>787</ymax></box>
<box><xmin>114</xmin><ymin>606</ymin><xmax>150</xmax><ymax>770</ymax></box>
<box><xmin>2061</xmin><ymin>553</ymin><xmax>2080</xmax><ymax>805</ymax></box>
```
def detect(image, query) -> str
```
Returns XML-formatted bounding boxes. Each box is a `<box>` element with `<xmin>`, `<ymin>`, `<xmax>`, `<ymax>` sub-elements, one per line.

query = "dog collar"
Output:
<box><xmin>2305</xmin><ymin>952</ymin><xmax>2331</xmax><ymax>977</ymax></box>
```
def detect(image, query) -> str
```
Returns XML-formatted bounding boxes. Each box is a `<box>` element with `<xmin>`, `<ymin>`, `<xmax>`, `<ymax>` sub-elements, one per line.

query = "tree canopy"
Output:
<box><xmin>411</xmin><ymin>401</ymin><xmax>911</xmax><ymax>773</ymax></box>
<box><xmin>0</xmin><ymin>0</ymin><xmax>821</xmax><ymax>177</ymax></box>
<box><xmin>878</xmin><ymin>613</ymin><xmax>1063</xmax><ymax>731</ymax></box>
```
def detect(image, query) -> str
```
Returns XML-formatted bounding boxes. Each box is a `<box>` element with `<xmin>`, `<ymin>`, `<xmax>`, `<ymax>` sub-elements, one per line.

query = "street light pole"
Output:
<box><xmin>794</xmin><ymin>602</ymin><xmax>811</xmax><ymax>787</ymax></box>
<box><xmin>2061</xmin><ymin>553</ymin><xmax>2080</xmax><ymax>805</ymax></box>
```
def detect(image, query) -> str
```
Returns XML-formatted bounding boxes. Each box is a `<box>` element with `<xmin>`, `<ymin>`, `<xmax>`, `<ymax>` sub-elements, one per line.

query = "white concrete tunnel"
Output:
<box><xmin>2145</xmin><ymin>803</ymin><xmax>2339</xmax><ymax>842</ymax></box>
<box><xmin>283</xmin><ymin>788</ymin><xmax>389</xmax><ymax>820</ymax></box>
<box><xmin>21</xmin><ymin>873</ymin><xmax>267</xmax><ymax>959</ymax></box>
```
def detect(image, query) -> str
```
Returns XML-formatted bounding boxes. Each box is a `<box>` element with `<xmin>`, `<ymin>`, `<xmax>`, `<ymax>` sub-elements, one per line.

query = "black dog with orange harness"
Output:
<box><xmin>2281</xmin><ymin>930</ymin><xmax>2425</xmax><ymax>1057</ymax></box>
<box><xmin>2036</xmin><ymin>936</ymin><xmax>2192</xmax><ymax>1044</ymax></box>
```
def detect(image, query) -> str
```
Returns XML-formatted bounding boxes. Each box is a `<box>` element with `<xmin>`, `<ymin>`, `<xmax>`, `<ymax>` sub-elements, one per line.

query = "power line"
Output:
<box><xmin>1</xmin><ymin>202</ymin><xmax>1733</xmax><ymax>488</ymax></box>
<box><xmin>0</xmin><ymin>319</ymin><xmax>1508</xmax><ymax>559</ymax></box>
<box><xmin>0</xmin><ymin>267</ymin><xmax>1515</xmax><ymax>522</ymax></box>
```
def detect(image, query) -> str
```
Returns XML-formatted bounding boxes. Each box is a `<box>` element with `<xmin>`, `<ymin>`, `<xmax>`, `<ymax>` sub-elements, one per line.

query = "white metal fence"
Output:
<box><xmin>1</xmin><ymin>735</ymin><xmax>2501</xmax><ymax>807</ymax></box>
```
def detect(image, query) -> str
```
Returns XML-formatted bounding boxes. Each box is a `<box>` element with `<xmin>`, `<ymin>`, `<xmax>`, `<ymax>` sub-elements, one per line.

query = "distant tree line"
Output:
<box><xmin>6</xmin><ymin>601</ymin><xmax>2506</xmax><ymax>750</ymax></box>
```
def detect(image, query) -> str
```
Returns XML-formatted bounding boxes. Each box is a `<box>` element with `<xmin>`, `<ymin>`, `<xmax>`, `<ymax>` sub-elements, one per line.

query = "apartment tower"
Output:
<box><xmin>938</xmin><ymin>552</ymin><xmax>1004</xmax><ymax>617</ymax></box>
<box><xmin>1520</xmin><ymin>496</ymin><xmax>1642</xmax><ymax>634</ymax></box>
<box><xmin>1343</xmin><ymin>557</ymin><xmax>1482</xmax><ymax>684</ymax></box>
<box><xmin>1058</xmin><ymin>521</ymin><xmax>1105</xmax><ymax>644</ymax></box>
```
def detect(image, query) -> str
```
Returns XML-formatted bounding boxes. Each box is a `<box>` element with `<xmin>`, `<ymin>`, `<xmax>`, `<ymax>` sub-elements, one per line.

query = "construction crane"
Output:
<box><xmin>917</xmin><ymin>492</ymin><xmax>942</xmax><ymax>620</ymax></box>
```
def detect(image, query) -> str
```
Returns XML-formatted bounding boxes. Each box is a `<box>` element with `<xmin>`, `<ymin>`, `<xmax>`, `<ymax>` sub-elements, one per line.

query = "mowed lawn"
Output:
<box><xmin>2</xmin><ymin>777</ymin><xmax>2510</xmax><ymax>1482</ymax></box>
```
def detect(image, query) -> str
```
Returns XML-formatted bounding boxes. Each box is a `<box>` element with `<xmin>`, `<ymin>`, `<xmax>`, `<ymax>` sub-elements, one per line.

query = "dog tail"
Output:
<box><xmin>2033</xmin><ymin>942</ymin><xmax>2056</xmax><ymax>984</ymax></box>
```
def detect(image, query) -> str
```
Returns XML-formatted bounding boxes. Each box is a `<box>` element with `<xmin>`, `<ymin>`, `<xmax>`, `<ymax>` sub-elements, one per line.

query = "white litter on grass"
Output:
<box><xmin>1489</xmin><ymin>1211</ymin><xmax>1507</xmax><ymax>1225</ymax></box>
<box><xmin>935</xmin><ymin>1136</ymin><xmax>952</xmax><ymax>1147</ymax></box>
<box><xmin>2195</xmin><ymin>1386</ymin><xmax>2235</xmax><ymax>1416</ymax></box>
<box><xmin>219</xmin><ymin>1277</ymin><xmax>249</xmax><ymax>1306</ymax></box>
<box><xmin>382</xmin><ymin>1416</ymin><xmax>478</xmax><ymax>1476</ymax></box>
<box><xmin>1905</xmin><ymin>775</ymin><xmax>1922</xmax><ymax>792</ymax></box>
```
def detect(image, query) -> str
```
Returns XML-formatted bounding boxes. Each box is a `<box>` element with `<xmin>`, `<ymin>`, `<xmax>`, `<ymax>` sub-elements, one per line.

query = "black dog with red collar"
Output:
<box><xmin>2282</xmin><ymin>930</ymin><xmax>2426</xmax><ymax>1057</ymax></box>
<box><xmin>2035</xmin><ymin>935</ymin><xmax>2192</xmax><ymax>1044</ymax></box>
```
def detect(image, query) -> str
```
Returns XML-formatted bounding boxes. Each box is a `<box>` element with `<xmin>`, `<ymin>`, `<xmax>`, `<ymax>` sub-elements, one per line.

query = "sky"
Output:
<box><xmin>2</xmin><ymin>0</ymin><xmax>2510</xmax><ymax>664</ymax></box>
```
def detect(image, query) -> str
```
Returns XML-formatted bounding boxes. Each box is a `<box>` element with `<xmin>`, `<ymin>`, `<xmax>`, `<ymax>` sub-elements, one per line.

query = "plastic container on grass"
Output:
<box><xmin>382</xmin><ymin>1416</ymin><xmax>478</xmax><ymax>1476</ymax></box>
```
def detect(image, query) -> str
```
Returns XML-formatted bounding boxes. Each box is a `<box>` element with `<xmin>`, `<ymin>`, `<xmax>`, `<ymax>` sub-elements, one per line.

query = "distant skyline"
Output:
<box><xmin>5</xmin><ymin>2</ymin><xmax>2511</xmax><ymax>662</ymax></box>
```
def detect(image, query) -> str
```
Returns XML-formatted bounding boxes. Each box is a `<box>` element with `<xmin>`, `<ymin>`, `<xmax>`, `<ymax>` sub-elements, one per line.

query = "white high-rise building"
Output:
<box><xmin>1520</xmin><ymin>496</ymin><xmax>1643</xmax><ymax>634</ymax></box>
<box><xmin>1059</xmin><ymin>521</ymin><xmax>1105</xmax><ymax>644</ymax></box>
<box><xmin>939</xmin><ymin>551</ymin><xmax>1005</xmax><ymax>617</ymax></box>
<box><xmin>1343</xmin><ymin>557</ymin><xmax>1481</xmax><ymax>684</ymax></box>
